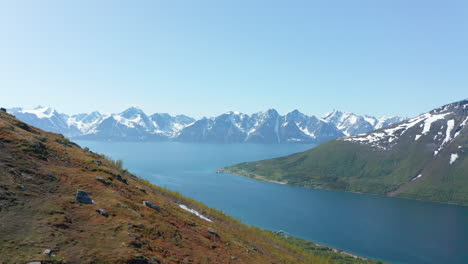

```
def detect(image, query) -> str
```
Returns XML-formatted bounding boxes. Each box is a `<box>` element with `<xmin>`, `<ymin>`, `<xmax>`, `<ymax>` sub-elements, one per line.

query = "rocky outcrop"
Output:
<box><xmin>76</xmin><ymin>190</ymin><xmax>94</xmax><ymax>204</ymax></box>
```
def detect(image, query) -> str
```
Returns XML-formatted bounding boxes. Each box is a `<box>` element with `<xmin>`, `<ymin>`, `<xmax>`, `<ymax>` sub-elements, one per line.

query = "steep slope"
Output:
<box><xmin>0</xmin><ymin>109</ymin><xmax>382</xmax><ymax>263</ymax></box>
<box><xmin>224</xmin><ymin>99</ymin><xmax>468</xmax><ymax>205</ymax></box>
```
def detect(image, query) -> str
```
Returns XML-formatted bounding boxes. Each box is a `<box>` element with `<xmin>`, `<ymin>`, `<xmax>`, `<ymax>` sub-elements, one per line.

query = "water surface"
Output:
<box><xmin>76</xmin><ymin>141</ymin><xmax>468</xmax><ymax>264</ymax></box>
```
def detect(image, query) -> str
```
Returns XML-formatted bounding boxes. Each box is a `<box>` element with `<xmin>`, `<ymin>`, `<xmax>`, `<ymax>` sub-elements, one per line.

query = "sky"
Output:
<box><xmin>0</xmin><ymin>0</ymin><xmax>467</xmax><ymax>118</ymax></box>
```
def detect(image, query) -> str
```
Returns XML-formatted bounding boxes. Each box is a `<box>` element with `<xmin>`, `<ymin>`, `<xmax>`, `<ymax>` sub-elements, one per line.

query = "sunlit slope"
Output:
<box><xmin>0</xmin><ymin>110</ymin><xmax>382</xmax><ymax>263</ymax></box>
<box><xmin>225</xmin><ymin>99</ymin><xmax>468</xmax><ymax>205</ymax></box>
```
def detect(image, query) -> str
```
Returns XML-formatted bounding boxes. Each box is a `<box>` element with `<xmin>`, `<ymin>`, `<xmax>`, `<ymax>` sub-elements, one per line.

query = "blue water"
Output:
<box><xmin>76</xmin><ymin>141</ymin><xmax>468</xmax><ymax>264</ymax></box>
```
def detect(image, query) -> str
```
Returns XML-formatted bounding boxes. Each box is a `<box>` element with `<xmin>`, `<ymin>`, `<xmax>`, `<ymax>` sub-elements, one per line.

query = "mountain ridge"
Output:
<box><xmin>7</xmin><ymin>106</ymin><xmax>403</xmax><ymax>144</ymax></box>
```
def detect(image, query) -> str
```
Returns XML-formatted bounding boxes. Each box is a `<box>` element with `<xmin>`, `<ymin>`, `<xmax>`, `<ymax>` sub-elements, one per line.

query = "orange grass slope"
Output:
<box><xmin>0</xmin><ymin>110</ymin><xmax>330</xmax><ymax>264</ymax></box>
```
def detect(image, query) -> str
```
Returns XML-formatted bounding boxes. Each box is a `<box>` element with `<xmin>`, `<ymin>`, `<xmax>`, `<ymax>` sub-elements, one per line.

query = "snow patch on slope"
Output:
<box><xmin>178</xmin><ymin>204</ymin><xmax>212</xmax><ymax>222</ymax></box>
<box><xmin>411</xmin><ymin>174</ymin><xmax>422</xmax><ymax>181</ymax></box>
<box><xmin>449</xmin><ymin>153</ymin><xmax>459</xmax><ymax>165</ymax></box>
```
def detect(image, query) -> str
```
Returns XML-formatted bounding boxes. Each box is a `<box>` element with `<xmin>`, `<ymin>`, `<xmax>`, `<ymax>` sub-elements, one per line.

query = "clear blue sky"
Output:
<box><xmin>0</xmin><ymin>0</ymin><xmax>467</xmax><ymax>118</ymax></box>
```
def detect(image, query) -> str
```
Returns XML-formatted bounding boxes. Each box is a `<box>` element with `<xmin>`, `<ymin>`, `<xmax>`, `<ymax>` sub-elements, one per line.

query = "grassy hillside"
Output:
<box><xmin>224</xmin><ymin>127</ymin><xmax>468</xmax><ymax>205</ymax></box>
<box><xmin>0</xmin><ymin>110</ymin><xmax>382</xmax><ymax>263</ymax></box>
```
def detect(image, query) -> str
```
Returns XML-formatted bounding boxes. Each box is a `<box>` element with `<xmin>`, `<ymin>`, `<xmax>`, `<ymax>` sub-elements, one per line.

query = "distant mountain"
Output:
<box><xmin>176</xmin><ymin>109</ymin><xmax>345</xmax><ymax>144</ymax></box>
<box><xmin>8</xmin><ymin>106</ymin><xmax>80</xmax><ymax>136</ymax></box>
<box><xmin>322</xmin><ymin>110</ymin><xmax>405</xmax><ymax>136</ymax></box>
<box><xmin>75</xmin><ymin>107</ymin><xmax>159</xmax><ymax>141</ymax></box>
<box><xmin>8</xmin><ymin>106</ymin><xmax>195</xmax><ymax>141</ymax></box>
<box><xmin>151</xmin><ymin>113</ymin><xmax>195</xmax><ymax>137</ymax></box>
<box><xmin>224</xmin><ymin>99</ymin><xmax>468</xmax><ymax>205</ymax></box>
<box><xmin>7</xmin><ymin>106</ymin><xmax>403</xmax><ymax>144</ymax></box>
<box><xmin>68</xmin><ymin>111</ymin><xmax>106</xmax><ymax>135</ymax></box>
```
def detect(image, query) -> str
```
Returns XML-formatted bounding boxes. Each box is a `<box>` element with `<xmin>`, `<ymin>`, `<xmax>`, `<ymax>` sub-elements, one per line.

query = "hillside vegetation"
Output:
<box><xmin>0</xmin><ymin>110</ymin><xmax>381</xmax><ymax>263</ymax></box>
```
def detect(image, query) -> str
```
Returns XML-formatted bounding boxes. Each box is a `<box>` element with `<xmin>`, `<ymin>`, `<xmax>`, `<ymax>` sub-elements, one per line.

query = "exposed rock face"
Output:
<box><xmin>96</xmin><ymin>177</ymin><xmax>111</xmax><ymax>186</ymax></box>
<box><xmin>143</xmin><ymin>201</ymin><xmax>161</xmax><ymax>212</ymax></box>
<box><xmin>207</xmin><ymin>228</ymin><xmax>219</xmax><ymax>237</ymax></box>
<box><xmin>76</xmin><ymin>190</ymin><xmax>94</xmax><ymax>204</ymax></box>
<box><xmin>96</xmin><ymin>209</ymin><xmax>109</xmax><ymax>217</ymax></box>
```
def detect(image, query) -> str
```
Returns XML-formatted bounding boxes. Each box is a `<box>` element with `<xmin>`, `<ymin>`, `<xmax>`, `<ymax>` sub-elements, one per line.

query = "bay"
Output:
<box><xmin>76</xmin><ymin>141</ymin><xmax>468</xmax><ymax>264</ymax></box>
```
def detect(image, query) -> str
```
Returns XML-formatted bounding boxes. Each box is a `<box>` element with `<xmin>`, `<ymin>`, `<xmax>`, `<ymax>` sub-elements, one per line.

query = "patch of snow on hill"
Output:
<box><xmin>178</xmin><ymin>204</ymin><xmax>212</xmax><ymax>222</ymax></box>
<box><xmin>450</xmin><ymin>153</ymin><xmax>459</xmax><ymax>165</ymax></box>
<box><xmin>411</xmin><ymin>174</ymin><xmax>422</xmax><ymax>181</ymax></box>
<box><xmin>422</xmin><ymin>113</ymin><xmax>449</xmax><ymax>135</ymax></box>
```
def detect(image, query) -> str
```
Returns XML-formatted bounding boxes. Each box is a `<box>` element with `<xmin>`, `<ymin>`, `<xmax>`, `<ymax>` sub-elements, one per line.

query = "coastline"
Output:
<box><xmin>219</xmin><ymin>168</ymin><xmax>468</xmax><ymax>207</ymax></box>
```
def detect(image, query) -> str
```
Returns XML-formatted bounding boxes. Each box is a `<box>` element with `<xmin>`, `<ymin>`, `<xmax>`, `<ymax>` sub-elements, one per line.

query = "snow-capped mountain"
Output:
<box><xmin>7</xmin><ymin>106</ymin><xmax>80</xmax><ymax>136</ymax></box>
<box><xmin>76</xmin><ymin>107</ymin><xmax>159</xmax><ymax>141</ymax></box>
<box><xmin>177</xmin><ymin>111</ymin><xmax>251</xmax><ymax>143</ymax></box>
<box><xmin>342</xmin><ymin>99</ymin><xmax>468</xmax><ymax>154</ymax></box>
<box><xmin>151</xmin><ymin>113</ymin><xmax>195</xmax><ymax>137</ymax></box>
<box><xmin>7</xmin><ymin>106</ymin><xmax>195</xmax><ymax>141</ymax></box>
<box><xmin>322</xmin><ymin>110</ymin><xmax>405</xmax><ymax>136</ymax></box>
<box><xmin>68</xmin><ymin>111</ymin><xmax>106</xmax><ymax>135</ymax></box>
<box><xmin>7</xmin><ymin>106</ymin><xmax>403</xmax><ymax>144</ymax></box>
<box><xmin>176</xmin><ymin>109</ymin><xmax>345</xmax><ymax>143</ymax></box>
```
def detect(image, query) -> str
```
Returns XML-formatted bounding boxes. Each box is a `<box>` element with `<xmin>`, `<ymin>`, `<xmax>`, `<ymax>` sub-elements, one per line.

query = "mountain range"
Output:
<box><xmin>223</xmin><ymin>99</ymin><xmax>468</xmax><ymax>205</ymax></box>
<box><xmin>0</xmin><ymin>104</ymin><xmax>380</xmax><ymax>264</ymax></box>
<box><xmin>7</xmin><ymin>106</ymin><xmax>404</xmax><ymax>144</ymax></box>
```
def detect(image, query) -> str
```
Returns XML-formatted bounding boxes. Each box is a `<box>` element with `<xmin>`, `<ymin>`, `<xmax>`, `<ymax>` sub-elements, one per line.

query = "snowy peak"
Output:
<box><xmin>112</xmin><ymin>107</ymin><xmax>153</xmax><ymax>130</ymax></box>
<box><xmin>119</xmin><ymin>106</ymin><xmax>146</xmax><ymax>119</ymax></box>
<box><xmin>342</xmin><ymin>99</ymin><xmax>468</xmax><ymax>155</ymax></box>
<box><xmin>68</xmin><ymin>111</ymin><xmax>105</xmax><ymax>134</ymax></box>
<box><xmin>19</xmin><ymin>106</ymin><xmax>60</xmax><ymax>119</ymax></box>
<box><xmin>8</xmin><ymin>106</ymin><xmax>74</xmax><ymax>135</ymax></box>
<box><xmin>177</xmin><ymin>108</ymin><xmax>343</xmax><ymax>144</ymax></box>
<box><xmin>150</xmin><ymin>113</ymin><xmax>195</xmax><ymax>137</ymax></box>
<box><xmin>322</xmin><ymin>110</ymin><xmax>404</xmax><ymax>136</ymax></box>
<box><xmin>431</xmin><ymin>98</ymin><xmax>468</xmax><ymax>115</ymax></box>
<box><xmin>7</xmin><ymin>105</ymin><xmax>405</xmax><ymax>144</ymax></box>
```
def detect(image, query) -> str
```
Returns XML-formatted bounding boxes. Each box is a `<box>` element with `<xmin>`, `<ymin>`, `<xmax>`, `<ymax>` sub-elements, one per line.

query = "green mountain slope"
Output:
<box><xmin>224</xmin><ymin>99</ymin><xmax>468</xmax><ymax>205</ymax></box>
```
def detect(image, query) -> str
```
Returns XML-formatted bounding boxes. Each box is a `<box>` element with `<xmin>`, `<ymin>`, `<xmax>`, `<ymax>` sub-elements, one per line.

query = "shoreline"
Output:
<box><xmin>219</xmin><ymin>168</ymin><xmax>468</xmax><ymax>207</ymax></box>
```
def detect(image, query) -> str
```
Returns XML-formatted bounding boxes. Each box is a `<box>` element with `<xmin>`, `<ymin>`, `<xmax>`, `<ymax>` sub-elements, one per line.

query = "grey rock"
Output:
<box><xmin>143</xmin><ymin>201</ymin><xmax>161</xmax><ymax>212</ymax></box>
<box><xmin>76</xmin><ymin>190</ymin><xmax>94</xmax><ymax>204</ymax></box>
<box><xmin>207</xmin><ymin>228</ymin><xmax>219</xmax><ymax>237</ymax></box>
<box><xmin>96</xmin><ymin>176</ymin><xmax>111</xmax><ymax>186</ymax></box>
<box><xmin>275</xmin><ymin>230</ymin><xmax>289</xmax><ymax>237</ymax></box>
<box><xmin>116</xmin><ymin>175</ymin><xmax>128</xmax><ymax>185</ymax></box>
<box><xmin>96</xmin><ymin>209</ymin><xmax>109</xmax><ymax>217</ymax></box>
